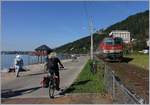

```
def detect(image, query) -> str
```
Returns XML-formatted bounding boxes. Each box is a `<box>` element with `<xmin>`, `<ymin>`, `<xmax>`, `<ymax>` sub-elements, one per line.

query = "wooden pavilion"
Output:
<box><xmin>34</xmin><ymin>45</ymin><xmax>53</xmax><ymax>63</ymax></box>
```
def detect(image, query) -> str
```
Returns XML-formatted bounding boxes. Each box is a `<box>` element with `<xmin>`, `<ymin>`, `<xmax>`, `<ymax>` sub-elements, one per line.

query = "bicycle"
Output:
<box><xmin>48</xmin><ymin>72</ymin><xmax>58</xmax><ymax>98</ymax></box>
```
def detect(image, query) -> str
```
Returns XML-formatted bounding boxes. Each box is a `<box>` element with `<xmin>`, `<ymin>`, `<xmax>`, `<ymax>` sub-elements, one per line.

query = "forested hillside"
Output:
<box><xmin>104</xmin><ymin>10</ymin><xmax>149</xmax><ymax>51</ymax></box>
<box><xmin>55</xmin><ymin>10</ymin><xmax>149</xmax><ymax>54</ymax></box>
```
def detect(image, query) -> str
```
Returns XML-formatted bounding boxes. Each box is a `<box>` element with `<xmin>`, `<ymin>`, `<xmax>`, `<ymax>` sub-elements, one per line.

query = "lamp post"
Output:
<box><xmin>89</xmin><ymin>17</ymin><xmax>93</xmax><ymax>60</ymax></box>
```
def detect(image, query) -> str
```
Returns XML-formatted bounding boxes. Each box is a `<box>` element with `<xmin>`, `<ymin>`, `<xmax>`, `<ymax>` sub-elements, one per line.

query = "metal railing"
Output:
<box><xmin>1</xmin><ymin>54</ymin><xmax>74</xmax><ymax>70</ymax></box>
<box><xmin>96</xmin><ymin>59</ymin><xmax>145</xmax><ymax>104</ymax></box>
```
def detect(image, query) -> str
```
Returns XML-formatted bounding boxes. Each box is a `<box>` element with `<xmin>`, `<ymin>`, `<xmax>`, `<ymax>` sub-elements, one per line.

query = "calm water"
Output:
<box><xmin>1</xmin><ymin>54</ymin><xmax>43</xmax><ymax>70</ymax></box>
<box><xmin>1</xmin><ymin>54</ymin><xmax>71</xmax><ymax>70</ymax></box>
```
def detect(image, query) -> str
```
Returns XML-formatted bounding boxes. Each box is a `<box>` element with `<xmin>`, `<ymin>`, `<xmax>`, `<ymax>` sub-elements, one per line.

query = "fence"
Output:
<box><xmin>29</xmin><ymin>54</ymin><xmax>73</xmax><ymax>64</ymax></box>
<box><xmin>96</xmin><ymin>59</ymin><xmax>145</xmax><ymax>104</ymax></box>
<box><xmin>1</xmin><ymin>54</ymin><xmax>74</xmax><ymax>70</ymax></box>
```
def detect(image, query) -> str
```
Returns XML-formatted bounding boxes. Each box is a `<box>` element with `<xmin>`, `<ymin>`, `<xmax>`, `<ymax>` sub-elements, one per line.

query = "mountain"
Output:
<box><xmin>55</xmin><ymin>10</ymin><xmax>149</xmax><ymax>54</ymax></box>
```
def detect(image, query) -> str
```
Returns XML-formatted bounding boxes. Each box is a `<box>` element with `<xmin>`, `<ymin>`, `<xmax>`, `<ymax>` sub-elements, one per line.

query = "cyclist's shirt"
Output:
<box><xmin>47</xmin><ymin>57</ymin><xmax>61</xmax><ymax>71</ymax></box>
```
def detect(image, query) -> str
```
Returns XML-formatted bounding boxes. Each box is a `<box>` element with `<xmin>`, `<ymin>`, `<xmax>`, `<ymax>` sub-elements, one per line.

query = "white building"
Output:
<box><xmin>109</xmin><ymin>30</ymin><xmax>130</xmax><ymax>43</ymax></box>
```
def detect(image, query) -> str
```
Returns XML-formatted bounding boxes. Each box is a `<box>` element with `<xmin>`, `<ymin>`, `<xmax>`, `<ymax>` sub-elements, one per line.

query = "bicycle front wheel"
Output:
<box><xmin>49</xmin><ymin>80</ymin><xmax>55</xmax><ymax>98</ymax></box>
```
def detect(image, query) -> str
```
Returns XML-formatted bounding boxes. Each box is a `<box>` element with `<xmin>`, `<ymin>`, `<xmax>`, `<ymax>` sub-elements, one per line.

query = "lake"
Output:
<box><xmin>1</xmin><ymin>54</ymin><xmax>71</xmax><ymax>71</ymax></box>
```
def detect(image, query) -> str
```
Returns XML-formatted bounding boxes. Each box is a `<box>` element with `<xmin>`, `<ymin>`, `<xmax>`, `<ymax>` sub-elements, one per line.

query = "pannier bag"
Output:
<box><xmin>41</xmin><ymin>76</ymin><xmax>50</xmax><ymax>88</ymax></box>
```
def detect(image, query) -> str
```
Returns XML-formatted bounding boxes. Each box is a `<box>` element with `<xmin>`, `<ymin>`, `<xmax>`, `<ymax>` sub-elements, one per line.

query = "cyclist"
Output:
<box><xmin>47</xmin><ymin>52</ymin><xmax>64</xmax><ymax>91</ymax></box>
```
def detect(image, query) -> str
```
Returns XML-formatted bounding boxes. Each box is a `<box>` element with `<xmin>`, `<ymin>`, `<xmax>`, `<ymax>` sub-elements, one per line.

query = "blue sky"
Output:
<box><xmin>1</xmin><ymin>1</ymin><xmax>149</xmax><ymax>51</ymax></box>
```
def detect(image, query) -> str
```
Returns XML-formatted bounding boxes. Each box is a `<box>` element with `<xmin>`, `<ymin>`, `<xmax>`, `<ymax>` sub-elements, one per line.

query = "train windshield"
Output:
<box><xmin>114</xmin><ymin>37</ymin><xmax>123</xmax><ymax>44</ymax></box>
<box><xmin>104</xmin><ymin>38</ymin><xmax>113</xmax><ymax>45</ymax></box>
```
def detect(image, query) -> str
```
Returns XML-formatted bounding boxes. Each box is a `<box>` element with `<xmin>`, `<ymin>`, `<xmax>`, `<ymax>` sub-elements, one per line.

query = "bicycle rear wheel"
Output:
<box><xmin>49</xmin><ymin>79</ymin><xmax>55</xmax><ymax>98</ymax></box>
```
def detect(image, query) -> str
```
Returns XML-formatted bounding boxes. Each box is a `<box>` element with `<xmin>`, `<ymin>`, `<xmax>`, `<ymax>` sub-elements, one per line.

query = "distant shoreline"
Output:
<box><xmin>1</xmin><ymin>51</ymin><xmax>34</xmax><ymax>55</ymax></box>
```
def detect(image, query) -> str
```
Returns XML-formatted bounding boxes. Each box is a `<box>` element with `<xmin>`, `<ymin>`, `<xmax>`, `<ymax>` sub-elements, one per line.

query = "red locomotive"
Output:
<box><xmin>98</xmin><ymin>37</ymin><xmax>123</xmax><ymax>61</ymax></box>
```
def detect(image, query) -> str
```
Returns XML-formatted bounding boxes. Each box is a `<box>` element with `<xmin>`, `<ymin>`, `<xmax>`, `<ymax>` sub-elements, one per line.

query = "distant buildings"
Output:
<box><xmin>109</xmin><ymin>30</ymin><xmax>130</xmax><ymax>44</ymax></box>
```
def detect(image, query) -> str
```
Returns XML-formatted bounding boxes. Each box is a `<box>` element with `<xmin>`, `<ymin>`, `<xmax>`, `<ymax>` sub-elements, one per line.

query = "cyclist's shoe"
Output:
<box><xmin>59</xmin><ymin>89</ymin><xmax>65</xmax><ymax>95</ymax></box>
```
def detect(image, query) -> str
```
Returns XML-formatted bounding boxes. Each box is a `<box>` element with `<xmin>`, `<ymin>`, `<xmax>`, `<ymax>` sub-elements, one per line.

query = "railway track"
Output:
<box><xmin>96</xmin><ymin>55</ymin><xmax>149</xmax><ymax>103</ymax></box>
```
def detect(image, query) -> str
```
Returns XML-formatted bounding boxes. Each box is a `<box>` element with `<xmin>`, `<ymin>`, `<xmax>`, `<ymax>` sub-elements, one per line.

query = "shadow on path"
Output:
<box><xmin>1</xmin><ymin>86</ymin><xmax>41</xmax><ymax>98</ymax></box>
<box><xmin>24</xmin><ymin>72</ymin><xmax>46</xmax><ymax>77</ymax></box>
<box><xmin>8</xmin><ymin>68</ymin><xmax>30</xmax><ymax>73</ymax></box>
<box><xmin>59</xmin><ymin>80</ymin><xmax>91</xmax><ymax>95</ymax></box>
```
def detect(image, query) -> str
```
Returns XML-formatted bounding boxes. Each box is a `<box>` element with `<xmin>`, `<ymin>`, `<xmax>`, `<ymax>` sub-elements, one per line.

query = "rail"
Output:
<box><xmin>95</xmin><ymin>57</ymin><xmax>145</xmax><ymax>104</ymax></box>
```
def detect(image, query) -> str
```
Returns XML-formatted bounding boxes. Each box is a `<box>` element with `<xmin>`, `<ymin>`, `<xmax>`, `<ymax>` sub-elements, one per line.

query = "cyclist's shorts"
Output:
<box><xmin>48</xmin><ymin>69</ymin><xmax>55</xmax><ymax>74</ymax></box>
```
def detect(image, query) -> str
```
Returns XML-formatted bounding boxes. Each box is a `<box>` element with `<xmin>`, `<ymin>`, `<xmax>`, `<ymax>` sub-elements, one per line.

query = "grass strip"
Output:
<box><xmin>125</xmin><ymin>53</ymin><xmax>149</xmax><ymax>70</ymax></box>
<box><xmin>65</xmin><ymin>59</ymin><xmax>105</xmax><ymax>93</ymax></box>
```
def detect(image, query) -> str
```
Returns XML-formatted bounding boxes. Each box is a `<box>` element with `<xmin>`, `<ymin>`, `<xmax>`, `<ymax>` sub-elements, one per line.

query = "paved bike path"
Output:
<box><xmin>1</xmin><ymin>56</ymin><xmax>88</xmax><ymax>98</ymax></box>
